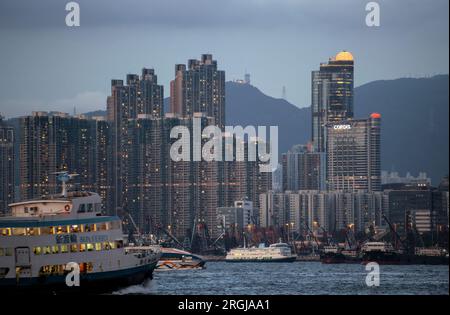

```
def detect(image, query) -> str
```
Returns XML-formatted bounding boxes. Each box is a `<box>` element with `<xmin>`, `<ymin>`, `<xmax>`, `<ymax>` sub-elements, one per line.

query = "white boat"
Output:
<box><xmin>225</xmin><ymin>243</ymin><xmax>297</xmax><ymax>262</ymax></box>
<box><xmin>156</xmin><ymin>248</ymin><xmax>206</xmax><ymax>270</ymax></box>
<box><xmin>0</xmin><ymin>172</ymin><xmax>161</xmax><ymax>293</ymax></box>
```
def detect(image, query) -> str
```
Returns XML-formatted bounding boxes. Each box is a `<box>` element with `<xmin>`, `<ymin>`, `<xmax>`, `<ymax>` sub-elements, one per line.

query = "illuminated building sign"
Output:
<box><xmin>333</xmin><ymin>124</ymin><xmax>352</xmax><ymax>130</ymax></box>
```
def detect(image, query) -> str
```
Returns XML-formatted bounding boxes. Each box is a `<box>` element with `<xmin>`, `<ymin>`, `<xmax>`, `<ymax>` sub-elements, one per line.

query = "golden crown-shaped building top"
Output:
<box><xmin>335</xmin><ymin>51</ymin><xmax>354</xmax><ymax>61</ymax></box>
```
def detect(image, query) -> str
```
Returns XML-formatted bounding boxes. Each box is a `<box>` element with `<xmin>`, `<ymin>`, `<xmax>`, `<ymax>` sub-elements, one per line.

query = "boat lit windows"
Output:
<box><xmin>70</xmin><ymin>244</ymin><xmax>78</xmax><ymax>253</ymax></box>
<box><xmin>1</xmin><ymin>228</ymin><xmax>11</xmax><ymax>236</ymax></box>
<box><xmin>102</xmin><ymin>242</ymin><xmax>111</xmax><ymax>250</ymax></box>
<box><xmin>40</xmin><ymin>227</ymin><xmax>52</xmax><ymax>235</ymax></box>
<box><xmin>12</xmin><ymin>228</ymin><xmax>26</xmax><ymax>236</ymax></box>
<box><xmin>79</xmin><ymin>262</ymin><xmax>93</xmax><ymax>273</ymax></box>
<box><xmin>70</xmin><ymin>225</ymin><xmax>81</xmax><ymax>233</ymax></box>
<box><xmin>79</xmin><ymin>244</ymin><xmax>86</xmax><ymax>252</ymax></box>
<box><xmin>43</xmin><ymin>246</ymin><xmax>51</xmax><ymax>255</ymax></box>
<box><xmin>95</xmin><ymin>243</ymin><xmax>102</xmax><ymax>251</ymax></box>
<box><xmin>109</xmin><ymin>242</ymin><xmax>116</xmax><ymax>250</ymax></box>
<box><xmin>33</xmin><ymin>247</ymin><xmax>42</xmax><ymax>255</ymax></box>
<box><xmin>86</xmin><ymin>243</ymin><xmax>94</xmax><ymax>251</ymax></box>
<box><xmin>52</xmin><ymin>245</ymin><xmax>59</xmax><ymax>254</ymax></box>
<box><xmin>98</xmin><ymin>222</ymin><xmax>108</xmax><ymax>231</ymax></box>
<box><xmin>56</xmin><ymin>226</ymin><xmax>68</xmax><ymax>234</ymax></box>
<box><xmin>61</xmin><ymin>245</ymin><xmax>69</xmax><ymax>253</ymax></box>
<box><xmin>26</xmin><ymin>227</ymin><xmax>37</xmax><ymax>236</ymax></box>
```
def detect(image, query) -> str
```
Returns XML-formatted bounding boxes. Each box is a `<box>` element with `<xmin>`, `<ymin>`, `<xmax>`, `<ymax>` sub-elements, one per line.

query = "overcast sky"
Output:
<box><xmin>0</xmin><ymin>0</ymin><xmax>448</xmax><ymax>118</ymax></box>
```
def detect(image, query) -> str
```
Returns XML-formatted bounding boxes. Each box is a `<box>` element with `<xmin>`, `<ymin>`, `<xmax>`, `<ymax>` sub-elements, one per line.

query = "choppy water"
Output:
<box><xmin>114</xmin><ymin>262</ymin><xmax>449</xmax><ymax>295</ymax></box>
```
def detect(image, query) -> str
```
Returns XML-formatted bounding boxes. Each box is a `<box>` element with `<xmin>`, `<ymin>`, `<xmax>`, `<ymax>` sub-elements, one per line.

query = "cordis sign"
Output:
<box><xmin>333</xmin><ymin>124</ymin><xmax>352</xmax><ymax>130</ymax></box>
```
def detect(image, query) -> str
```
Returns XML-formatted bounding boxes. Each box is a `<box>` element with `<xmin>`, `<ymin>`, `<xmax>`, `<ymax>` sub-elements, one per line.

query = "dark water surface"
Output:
<box><xmin>115</xmin><ymin>262</ymin><xmax>449</xmax><ymax>295</ymax></box>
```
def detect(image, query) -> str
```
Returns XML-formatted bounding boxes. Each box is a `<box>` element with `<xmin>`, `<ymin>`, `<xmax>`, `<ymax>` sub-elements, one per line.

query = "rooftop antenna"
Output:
<box><xmin>53</xmin><ymin>171</ymin><xmax>79</xmax><ymax>197</ymax></box>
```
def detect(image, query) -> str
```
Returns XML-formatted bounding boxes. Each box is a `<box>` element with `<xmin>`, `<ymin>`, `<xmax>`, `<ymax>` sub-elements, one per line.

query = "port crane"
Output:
<box><xmin>382</xmin><ymin>214</ymin><xmax>409</xmax><ymax>253</ymax></box>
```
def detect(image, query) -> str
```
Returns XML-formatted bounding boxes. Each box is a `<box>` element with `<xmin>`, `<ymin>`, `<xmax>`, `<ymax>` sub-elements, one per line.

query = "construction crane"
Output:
<box><xmin>382</xmin><ymin>214</ymin><xmax>409</xmax><ymax>253</ymax></box>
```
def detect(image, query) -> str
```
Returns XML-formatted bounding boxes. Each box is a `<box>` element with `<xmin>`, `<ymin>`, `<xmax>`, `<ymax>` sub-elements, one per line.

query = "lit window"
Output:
<box><xmin>61</xmin><ymin>245</ymin><xmax>69</xmax><ymax>253</ymax></box>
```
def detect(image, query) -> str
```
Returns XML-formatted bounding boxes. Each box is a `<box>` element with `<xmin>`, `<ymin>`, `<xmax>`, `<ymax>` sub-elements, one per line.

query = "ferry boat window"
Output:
<box><xmin>30</xmin><ymin>206</ymin><xmax>38</xmax><ymax>214</ymax></box>
<box><xmin>61</xmin><ymin>245</ymin><xmax>69</xmax><ymax>253</ymax></box>
<box><xmin>116</xmin><ymin>240</ymin><xmax>123</xmax><ymax>248</ymax></box>
<box><xmin>95</xmin><ymin>243</ymin><xmax>102</xmax><ymax>251</ymax></box>
<box><xmin>78</xmin><ymin>204</ymin><xmax>86</xmax><ymax>213</ymax></box>
<box><xmin>70</xmin><ymin>244</ymin><xmax>78</xmax><ymax>252</ymax></box>
<box><xmin>26</xmin><ymin>227</ymin><xmax>37</xmax><ymax>236</ymax></box>
<box><xmin>24</xmin><ymin>207</ymin><xmax>29</xmax><ymax>213</ymax></box>
<box><xmin>33</xmin><ymin>247</ymin><xmax>42</xmax><ymax>255</ymax></box>
<box><xmin>98</xmin><ymin>222</ymin><xmax>108</xmax><ymax>231</ymax></box>
<box><xmin>87</xmin><ymin>204</ymin><xmax>94</xmax><ymax>212</ymax></box>
<box><xmin>70</xmin><ymin>225</ymin><xmax>80</xmax><ymax>233</ymax></box>
<box><xmin>43</xmin><ymin>246</ymin><xmax>51</xmax><ymax>255</ymax></box>
<box><xmin>1</xmin><ymin>228</ymin><xmax>11</xmax><ymax>236</ymax></box>
<box><xmin>79</xmin><ymin>244</ymin><xmax>86</xmax><ymax>252</ymax></box>
<box><xmin>102</xmin><ymin>242</ymin><xmax>111</xmax><ymax>250</ymax></box>
<box><xmin>95</xmin><ymin>203</ymin><xmax>101</xmax><ymax>212</ymax></box>
<box><xmin>52</xmin><ymin>245</ymin><xmax>59</xmax><ymax>254</ymax></box>
<box><xmin>56</xmin><ymin>226</ymin><xmax>68</xmax><ymax>234</ymax></box>
<box><xmin>0</xmin><ymin>248</ymin><xmax>4</xmax><ymax>256</ymax></box>
<box><xmin>109</xmin><ymin>242</ymin><xmax>116</xmax><ymax>249</ymax></box>
<box><xmin>5</xmin><ymin>248</ymin><xmax>12</xmax><ymax>256</ymax></box>
<box><xmin>39</xmin><ymin>227</ymin><xmax>51</xmax><ymax>235</ymax></box>
<box><xmin>87</xmin><ymin>243</ymin><xmax>94</xmax><ymax>251</ymax></box>
<box><xmin>12</xmin><ymin>228</ymin><xmax>26</xmax><ymax>236</ymax></box>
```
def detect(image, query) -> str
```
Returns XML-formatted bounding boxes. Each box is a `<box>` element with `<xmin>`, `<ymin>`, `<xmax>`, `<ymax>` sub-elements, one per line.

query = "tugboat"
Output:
<box><xmin>0</xmin><ymin>172</ymin><xmax>161</xmax><ymax>294</ymax></box>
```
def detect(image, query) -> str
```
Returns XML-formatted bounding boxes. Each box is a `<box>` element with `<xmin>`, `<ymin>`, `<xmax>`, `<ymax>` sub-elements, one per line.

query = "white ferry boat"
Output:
<box><xmin>0</xmin><ymin>173</ymin><xmax>161</xmax><ymax>293</ymax></box>
<box><xmin>225</xmin><ymin>243</ymin><xmax>297</xmax><ymax>262</ymax></box>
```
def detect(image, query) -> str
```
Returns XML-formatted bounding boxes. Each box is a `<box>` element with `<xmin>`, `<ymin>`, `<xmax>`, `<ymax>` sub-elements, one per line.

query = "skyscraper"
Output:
<box><xmin>108</xmin><ymin>70</ymin><xmax>164</xmax><ymax>216</ymax></box>
<box><xmin>0</xmin><ymin>115</ymin><xmax>14</xmax><ymax>215</ymax></box>
<box><xmin>326</xmin><ymin>113</ymin><xmax>381</xmax><ymax>192</ymax></box>
<box><xmin>311</xmin><ymin>51</ymin><xmax>354</xmax><ymax>152</ymax></box>
<box><xmin>281</xmin><ymin>144</ymin><xmax>326</xmax><ymax>191</ymax></box>
<box><xmin>19</xmin><ymin>112</ymin><xmax>112</xmax><ymax>208</ymax></box>
<box><xmin>169</xmin><ymin>54</ymin><xmax>226</xmax><ymax>129</ymax></box>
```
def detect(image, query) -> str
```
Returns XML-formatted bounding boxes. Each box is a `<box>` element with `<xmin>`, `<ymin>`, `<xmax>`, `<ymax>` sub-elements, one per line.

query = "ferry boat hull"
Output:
<box><xmin>0</xmin><ymin>262</ymin><xmax>157</xmax><ymax>294</ymax></box>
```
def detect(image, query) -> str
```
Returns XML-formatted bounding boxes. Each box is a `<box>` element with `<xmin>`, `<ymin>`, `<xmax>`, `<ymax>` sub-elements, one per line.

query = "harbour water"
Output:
<box><xmin>114</xmin><ymin>262</ymin><xmax>449</xmax><ymax>295</ymax></box>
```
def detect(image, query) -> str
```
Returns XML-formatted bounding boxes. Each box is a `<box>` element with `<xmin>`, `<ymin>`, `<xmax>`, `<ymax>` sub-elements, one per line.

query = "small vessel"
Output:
<box><xmin>156</xmin><ymin>247</ymin><xmax>206</xmax><ymax>270</ymax></box>
<box><xmin>361</xmin><ymin>242</ymin><xmax>449</xmax><ymax>265</ymax></box>
<box><xmin>0</xmin><ymin>172</ymin><xmax>161</xmax><ymax>294</ymax></box>
<box><xmin>320</xmin><ymin>245</ymin><xmax>360</xmax><ymax>264</ymax></box>
<box><xmin>225</xmin><ymin>242</ymin><xmax>297</xmax><ymax>262</ymax></box>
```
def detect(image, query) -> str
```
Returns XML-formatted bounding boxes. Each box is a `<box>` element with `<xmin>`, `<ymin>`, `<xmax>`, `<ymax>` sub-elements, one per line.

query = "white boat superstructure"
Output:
<box><xmin>0</xmin><ymin>180</ymin><xmax>161</xmax><ymax>293</ymax></box>
<box><xmin>225</xmin><ymin>243</ymin><xmax>297</xmax><ymax>262</ymax></box>
<box><xmin>361</xmin><ymin>241</ymin><xmax>395</xmax><ymax>253</ymax></box>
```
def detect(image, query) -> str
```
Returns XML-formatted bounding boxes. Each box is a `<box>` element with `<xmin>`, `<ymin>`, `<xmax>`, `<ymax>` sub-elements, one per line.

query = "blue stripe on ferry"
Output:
<box><xmin>0</xmin><ymin>216</ymin><xmax>120</xmax><ymax>228</ymax></box>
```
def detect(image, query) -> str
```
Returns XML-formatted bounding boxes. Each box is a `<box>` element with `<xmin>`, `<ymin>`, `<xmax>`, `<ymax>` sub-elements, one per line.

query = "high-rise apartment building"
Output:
<box><xmin>0</xmin><ymin>115</ymin><xmax>14</xmax><ymax>215</ymax></box>
<box><xmin>19</xmin><ymin>112</ymin><xmax>112</xmax><ymax>210</ymax></box>
<box><xmin>170</xmin><ymin>54</ymin><xmax>226</xmax><ymax>130</ymax></box>
<box><xmin>311</xmin><ymin>51</ymin><xmax>354</xmax><ymax>152</ymax></box>
<box><xmin>281</xmin><ymin>144</ymin><xmax>326</xmax><ymax>191</ymax></box>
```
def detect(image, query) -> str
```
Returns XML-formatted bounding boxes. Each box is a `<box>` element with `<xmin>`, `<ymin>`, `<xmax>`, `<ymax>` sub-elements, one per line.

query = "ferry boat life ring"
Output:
<box><xmin>64</xmin><ymin>205</ymin><xmax>70</xmax><ymax>212</ymax></box>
